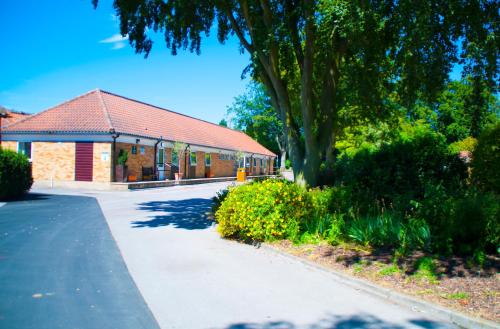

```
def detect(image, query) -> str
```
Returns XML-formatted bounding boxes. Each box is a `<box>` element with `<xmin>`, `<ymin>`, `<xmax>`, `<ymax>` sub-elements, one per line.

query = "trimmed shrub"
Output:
<box><xmin>215</xmin><ymin>179</ymin><xmax>307</xmax><ymax>241</ymax></box>
<box><xmin>471</xmin><ymin>123</ymin><xmax>500</xmax><ymax>194</ymax></box>
<box><xmin>0</xmin><ymin>148</ymin><xmax>33</xmax><ymax>199</ymax></box>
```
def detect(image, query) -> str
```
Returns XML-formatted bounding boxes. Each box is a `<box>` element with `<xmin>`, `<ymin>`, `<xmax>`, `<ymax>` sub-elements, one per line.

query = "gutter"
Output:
<box><xmin>110</xmin><ymin>129</ymin><xmax>120</xmax><ymax>182</ymax></box>
<box><xmin>153</xmin><ymin>137</ymin><xmax>162</xmax><ymax>179</ymax></box>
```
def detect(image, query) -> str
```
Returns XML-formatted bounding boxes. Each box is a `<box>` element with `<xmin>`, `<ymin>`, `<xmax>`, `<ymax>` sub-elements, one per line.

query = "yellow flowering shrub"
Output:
<box><xmin>215</xmin><ymin>179</ymin><xmax>308</xmax><ymax>241</ymax></box>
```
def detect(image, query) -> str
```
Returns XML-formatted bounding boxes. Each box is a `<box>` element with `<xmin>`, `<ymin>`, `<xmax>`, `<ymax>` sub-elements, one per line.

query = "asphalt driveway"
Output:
<box><xmin>87</xmin><ymin>183</ymin><xmax>456</xmax><ymax>329</ymax></box>
<box><xmin>0</xmin><ymin>194</ymin><xmax>159</xmax><ymax>329</ymax></box>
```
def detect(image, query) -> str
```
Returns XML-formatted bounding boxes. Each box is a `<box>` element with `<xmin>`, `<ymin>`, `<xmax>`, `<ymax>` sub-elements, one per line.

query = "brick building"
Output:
<box><xmin>1</xmin><ymin>89</ymin><xmax>275</xmax><ymax>187</ymax></box>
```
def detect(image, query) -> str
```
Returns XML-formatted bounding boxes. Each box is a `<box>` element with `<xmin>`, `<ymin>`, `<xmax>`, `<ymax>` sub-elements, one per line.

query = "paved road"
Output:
<box><xmin>79</xmin><ymin>183</ymin><xmax>455</xmax><ymax>329</ymax></box>
<box><xmin>0</xmin><ymin>194</ymin><xmax>159</xmax><ymax>329</ymax></box>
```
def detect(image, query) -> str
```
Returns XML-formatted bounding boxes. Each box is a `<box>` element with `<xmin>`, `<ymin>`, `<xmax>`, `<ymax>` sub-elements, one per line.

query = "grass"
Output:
<box><xmin>443</xmin><ymin>292</ymin><xmax>469</xmax><ymax>300</ymax></box>
<box><xmin>378</xmin><ymin>264</ymin><xmax>402</xmax><ymax>276</ymax></box>
<box><xmin>412</xmin><ymin>256</ymin><xmax>440</xmax><ymax>284</ymax></box>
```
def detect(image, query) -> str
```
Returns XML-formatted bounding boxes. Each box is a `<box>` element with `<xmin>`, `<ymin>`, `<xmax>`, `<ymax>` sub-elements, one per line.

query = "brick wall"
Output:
<box><xmin>211</xmin><ymin>153</ymin><xmax>236</xmax><ymax>177</ymax></box>
<box><xmin>1</xmin><ymin>141</ymin><xmax>17</xmax><ymax>151</ymax></box>
<box><xmin>116</xmin><ymin>142</ymin><xmax>154</xmax><ymax>181</ymax></box>
<box><xmin>32</xmin><ymin>142</ymin><xmax>76</xmax><ymax>181</ymax></box>
<box><xmin>93</xmin><ymin>143</ymin><xmax>112</xmax><ymax>182</ymax></box>
<box><xmin>195</xmin><ymin>151</ymin><xmax>205</xmax><ymax>178</ymax></box>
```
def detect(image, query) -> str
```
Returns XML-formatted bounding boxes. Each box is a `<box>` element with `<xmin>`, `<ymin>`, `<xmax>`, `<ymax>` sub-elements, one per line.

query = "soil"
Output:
<box><xmin>270</xmin><ymin>240</ymin><xmax>500</xmax><ymax>323</ymax></box>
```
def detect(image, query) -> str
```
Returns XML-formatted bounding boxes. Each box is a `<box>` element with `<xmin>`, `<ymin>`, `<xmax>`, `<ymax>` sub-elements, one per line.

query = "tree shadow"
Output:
<box><xmin>0</xmin><ymin>192</ymin><xmax>50</xmax><ymax>202</ymax></box>
<box><xmin>221</xmin><ymin>313</ymin><xmax>451</xmax><ymax>329</ymax></box>
<box><xmin>132</xmin><ymin>198</ymin><xmax>214</xmax><ymax>230</ymax></box>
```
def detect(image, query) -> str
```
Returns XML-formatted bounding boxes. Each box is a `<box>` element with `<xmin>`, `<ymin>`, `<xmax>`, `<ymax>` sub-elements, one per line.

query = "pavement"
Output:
<box><xmin>2</xmin><ymin>183</ymin><xmax>459</xmax><ymax>329</ymax></box>
<box><xmin>0</xmin><ymin>194</ymin><xmax>159</xmax><ymax>329</ymax></box>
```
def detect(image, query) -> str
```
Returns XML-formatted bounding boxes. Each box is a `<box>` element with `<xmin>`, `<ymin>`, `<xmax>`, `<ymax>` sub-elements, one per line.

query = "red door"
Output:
<box><xmin>75</xmin><ymin>142</ymin><xmax>94</xmax><ymax>181</ymax></box>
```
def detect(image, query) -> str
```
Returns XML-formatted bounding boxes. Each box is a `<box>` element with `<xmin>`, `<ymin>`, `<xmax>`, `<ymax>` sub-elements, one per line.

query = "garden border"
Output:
<box><xmin>261</xmin><ymin>243</ymin><xmax>500</xmax><ymax>329</ymax></box>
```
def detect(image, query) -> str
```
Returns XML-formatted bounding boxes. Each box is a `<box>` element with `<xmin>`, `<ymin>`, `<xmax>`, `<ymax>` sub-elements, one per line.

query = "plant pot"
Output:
<box><xmin>116</xmin><ymin>165</ymin><xmax>128</xmax><ymax>182</ymax></box>
<box><xmin>175</xmin><ymin>172</ymin><xmax>184</xmax><ymax>180</ymax></box>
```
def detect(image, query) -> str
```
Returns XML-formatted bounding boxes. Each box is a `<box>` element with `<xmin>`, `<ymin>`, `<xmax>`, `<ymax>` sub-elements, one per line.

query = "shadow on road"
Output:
<box><xmin>222</xmin><ymin>313</ymin><xmax>450</xmax><ymax>329</ymax></box>
<box><xmin>132</xmin><ymin>198</ymin><xmax>214</xmax><ymax>230</ymax></box>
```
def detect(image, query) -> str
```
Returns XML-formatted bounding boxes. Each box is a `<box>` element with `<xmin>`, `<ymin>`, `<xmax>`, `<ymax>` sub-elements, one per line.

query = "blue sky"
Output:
<box><xmin>0</xmin><ymin>0</ymin><xmax>250</xmax><ymax>124</ymax></box>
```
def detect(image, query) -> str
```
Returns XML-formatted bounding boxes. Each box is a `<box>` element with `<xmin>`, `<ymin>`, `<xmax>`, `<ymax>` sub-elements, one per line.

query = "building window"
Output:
<box><xmin>205</xmin><ymin>154</ymin><xmax>211</xmax><ymax>167</ymax></box>
<box><xmin>260</xmin><ymin>159</ymin><xmax>263</xmax><ymax>167</ymax></box>
<box><xmin>18</xmin><ymin>142</ymin><xmax>32</xmax><ymax>159</ymax></box>
<box><xmin>245</xmin><ymin>157</ymin><xmax>250</xmax><ymax>168</ymax></box>
<box><xmin>140</xmin><ymin>146</ymin><xmax>145</xmax><ymax>155</ymax></box>
<box><xmin>253</xmin><ymin>158</ymin><xmax>257</xmax><ymax>167</ymax></box>
<box><xmin>131</xmin><ymin>145</ymin><xmax>137</xmax><ymax>155</ymax></box>
<box><xmin>190</xmin><ymin>152</ymin><xmax>197</xmax><ymax>166</ymax></box>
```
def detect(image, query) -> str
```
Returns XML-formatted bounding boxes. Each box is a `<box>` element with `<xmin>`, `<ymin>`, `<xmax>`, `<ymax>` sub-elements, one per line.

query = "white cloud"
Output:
<box><xmin>112</xmin><ymin>42</ymin><xmax>126</xmax><ymax>50</ymax></box>
<box><xmin>99</xmin><ymin>34</ymin><xmax>128</xmax><ymax>50</ymax></box>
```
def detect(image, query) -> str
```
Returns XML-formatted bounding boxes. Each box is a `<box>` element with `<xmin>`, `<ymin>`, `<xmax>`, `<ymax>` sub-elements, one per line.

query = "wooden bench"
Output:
<box><xmin>142</xmin><ymin>166</ymin><xmax>156</xmax><ymax>181</ymax></box>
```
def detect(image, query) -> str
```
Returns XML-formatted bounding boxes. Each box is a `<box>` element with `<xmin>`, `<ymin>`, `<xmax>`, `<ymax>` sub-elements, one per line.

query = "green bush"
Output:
<box><xmin>215</xmin><ymin>179</ymin><xmax>307</xmax><ymax>241</ymax></box>
<box><xmin>0</xmin><ymin>148</ymin><xmax>33</xmax><ymax>199</ymax></box>
<box><xmin>334</xmin><ymin>129</ymin><xmax>467</xmax><ymax>214</ymax></box>
<box><xmin>471</xmin><ymin>123</ymin><xmax>500</xmax><ymax>194</ymax></box>
<box><xmin>450</xmin><ymin>190</ymin><xmax>500</xmax><ymax>254</ymax></box>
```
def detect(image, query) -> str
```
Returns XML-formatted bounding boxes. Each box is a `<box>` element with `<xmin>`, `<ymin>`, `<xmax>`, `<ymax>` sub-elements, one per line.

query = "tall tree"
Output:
<box><xmin>226</xmin><ymin>82</ymin><xmax>286</xmax><ymax>168</ymax></box>
<box><xmin>94</xmin><ymin>0</ymin><xmax>499</xmax><ymax>186</ymax></box>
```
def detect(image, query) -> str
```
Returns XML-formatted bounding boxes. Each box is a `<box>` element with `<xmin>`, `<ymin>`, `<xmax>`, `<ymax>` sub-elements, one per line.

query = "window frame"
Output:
<box><xmin>18</xmin><ymin>142</ymin><xmax>32</xmax><ymax>160</ymax></box>
<box><xmin>190</xmin><ymin>152</ymin><xmax>197</xmax><ymax>166</ymax></box>
<box><xmin>140</xmin><ymin>146</ymin><xmax>146</xmax><ymax>155</ymax></box>
<box><xmin>205</xmin><ymin>153</ymin><xmax>211</xmax><ymax>167</ymax></box>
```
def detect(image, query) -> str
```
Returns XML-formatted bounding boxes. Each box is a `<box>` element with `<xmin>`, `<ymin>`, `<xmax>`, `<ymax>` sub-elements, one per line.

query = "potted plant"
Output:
<box><xmin>173</xmin><ymin>141</ymin><xmax>187</xmax><ymax>180</ymax></box>
<box><xmin>116</xmin><ymin>149</ymin><xmax>128</xmax><ymax>182</ymax></box>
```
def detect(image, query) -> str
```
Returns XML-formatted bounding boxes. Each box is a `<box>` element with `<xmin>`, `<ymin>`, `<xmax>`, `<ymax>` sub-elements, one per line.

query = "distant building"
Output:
<box><xmin>2</xmin><ymin>89</ymin><xmax>275</xmax><ymax>188</ymax></box>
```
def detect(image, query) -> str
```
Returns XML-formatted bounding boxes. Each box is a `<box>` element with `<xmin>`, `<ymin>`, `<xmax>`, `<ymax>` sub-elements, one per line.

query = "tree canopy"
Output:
<box><xmin>94</xmin><ymin>0</ymin><xmax>499</xmax><ymax>186</ymax></box>
<box><xmin>226</xmin><ymin>82</ymin><xmax>282</xmax><ymax>155</ymax></box>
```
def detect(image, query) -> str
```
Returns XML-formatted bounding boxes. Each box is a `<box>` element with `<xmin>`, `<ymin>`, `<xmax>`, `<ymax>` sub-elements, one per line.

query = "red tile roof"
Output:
<box><xmin>3</xmin><ymin>89</ymin><xmax>276</xmax><ymax>156</ymax></box>
<box><xmin>1</xmin><ymin>110</ymin><xmax>31</xmax><ymax>127</ymax></box>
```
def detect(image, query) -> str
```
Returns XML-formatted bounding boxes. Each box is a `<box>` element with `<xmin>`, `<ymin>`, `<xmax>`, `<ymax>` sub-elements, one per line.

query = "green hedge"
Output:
<box><xmin>0</xmin><ymin>148</ymin><xmax>33</xmax><ymax>199</ymax></box>
<box><xmin>472</xmin><ymin>123</ymin><xmax>500</xmax><ymax>194</ymax></box>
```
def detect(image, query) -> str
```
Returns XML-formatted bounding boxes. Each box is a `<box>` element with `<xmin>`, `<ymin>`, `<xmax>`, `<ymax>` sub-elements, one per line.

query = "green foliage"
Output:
<box><xmin>347</xmin><ymin>213</ymin><xmax>430</xmax><ymax>252</ymax></box>
<box><xmin>117</xmin><ymin>149</ymin><xmax>128</xmax><ymax>166</ymax></box>
<box><xmin>96</xmin><ymin>0</ymin><xmax>499</xmax><ymax>187</ymax></box>
<box><xmin>0</xmin><ymin>148</ymin><xmax>33</xmax><ymax>199</ymax></box>
<box><xmin>448</xmin><ymin>137</ymin><xmax>477</xmax><ymax>154</ymax></box>
<box><xmin>378</xmin><ymin>264</ymin><xmax>402</xmax><ymax>277</ymax></box>
<box><xmin>215</xmin><ymin>180</ymin><xmax>307</xmax><ymax>241</ymax></box>
<box><xmin>226</xmin><ymin>82</ymin><xmax>282</xmax><ymax>155</ymax></box>
<box><xmin>435</xmin><ymin>79</ymin><xmax>499</xmax><ymax>143</ymax></box>
<box><xmin>285</xmin><ymin>159</ymin><xmax>291</xmax><ymax>170</ymax></box>
<box><xmin>335</xmin><ymin>127</ymin><xmax>467</xmax><ymax>214</ymax></box>
<box><xmin>471</xmin><ymin>123</ymin><xmax>500</xmax><ymax>194</ymax></box>
<box><xmin>218</xmin><ymin>118</ymin><xmax>228</xmax><ymax>127</ymax></box>
<box><xmin>212</xmin><ymin>187</ymin><xmax>231</xmax><ymax>214</ymax></box>
<box><xmin>450</xmin><ymin>190</ymin><xmax>500</xmax><ymax>254</ymax></box>
<box><xmin>413</xmin><ymin>257</ymin><xmax>439</xmax><ymax>284</ymax></box>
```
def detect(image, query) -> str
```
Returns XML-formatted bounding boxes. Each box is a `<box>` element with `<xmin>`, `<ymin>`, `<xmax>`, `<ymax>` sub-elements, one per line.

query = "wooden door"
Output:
<box><xmin>75</xmin><ymin>142</ymin><xmax>93</xmax><ymax>181</ymax></box>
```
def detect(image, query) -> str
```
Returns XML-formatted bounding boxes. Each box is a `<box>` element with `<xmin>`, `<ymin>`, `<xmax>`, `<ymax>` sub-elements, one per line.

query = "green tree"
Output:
<box><xmin>226</xmin><ymin>82</ymin><xmax>286</xmax><ymax>168</ymax></box>
<box><xmin>94</xmin><ymin>0</ymin><xmax>499</xmax><ymax>186</ymax></box>
<box><xmin>434</xmin><ymin>79</ymin><xmax>499</xmax><ymax>143</ymax></box>
<box><xmin>218</xmin><ymin>118</ymin><xmax>228</xmax><ymax>127</ymax></box>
